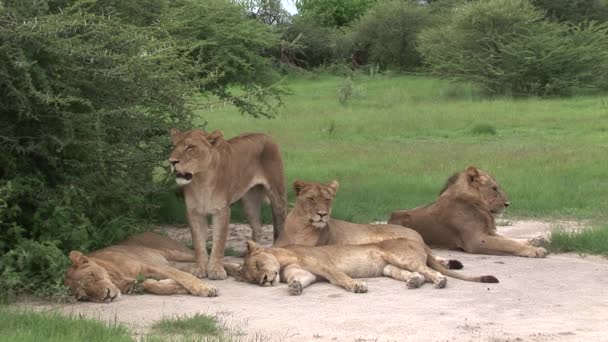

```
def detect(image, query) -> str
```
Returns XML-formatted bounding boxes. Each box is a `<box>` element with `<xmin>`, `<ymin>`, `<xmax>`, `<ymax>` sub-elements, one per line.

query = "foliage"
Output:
<box><xmin>151</xmin><ymin>314</ymin><xmax>220</xmax><ymax>337</ymax></box>
<box><xmin>418</xmin><ymin>0</ymin><xmax>608</xmax><ymax>96</ymax></box>
<box><xmin>349</xmin><ymin>0</ymin><xmax>436</xmax><ymax>70</ymax></box>
<box><xmin>296</xmin><ymin>0</ymin><xmax>378</xmax><ymax>27</ymax></box>
<box><xmin>238</xmin><ymin>0</ymin><xmax>292</xmax><ymax>25</ymax></box>
<box><xmin>279</xmin><ymin>15</ymin><xmax>339</xmax><ymax>67</ymax></box>
<box><xmin>549</xmin><ymin>225</ymin><xmax>608</xmax><ymax>255</ymax></box>
<box><xmin>0</xmin><ymin>308</ymin><xmax>133</xmax><ymax>342</ymax></box>
<box><xmin>199</xmin><ymin>75</ymin><xmax>608</xmax><ymax>223</ymax></box>
<box><xmin>0</xmin><ymin>0</ymin><xmax>283</xmax><ymax>300</ymax></box>
<box><xmin>531</xmin><ymin>0</ymin><xmax>608</xmax><ymax>23</ymax></box>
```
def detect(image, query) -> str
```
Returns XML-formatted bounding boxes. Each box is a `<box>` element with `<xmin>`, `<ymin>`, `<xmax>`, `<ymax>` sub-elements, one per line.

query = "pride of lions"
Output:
<box><xmin>64</xmin><ymin>129</ymin><xmax>546</xmax><ymax>302</ymax></box>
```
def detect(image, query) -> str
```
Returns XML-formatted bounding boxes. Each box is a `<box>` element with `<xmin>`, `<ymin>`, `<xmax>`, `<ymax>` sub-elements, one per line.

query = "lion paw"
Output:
<box><xmin>190</xmin><ymin>283</ymin><xmax>218</xmax><ymax>297</ymax></box>
<box><xmin>521</xmin><ymin>246</ymin><xmax>547</xmax><ymax>258</ymax></box>
<box><xmin>351</xmin><ymin>281</ymin><xmax>368</xmax><ymax>294</ymax></box>
<box><xmin>189</xmin><ymin>265</ymin><xmax>207</xmax><ymax>278</ymax></box>
<box><xmin>288</xmin><ymin>280</ymin><xmax>303</xmax><ymax>295</ymax></box>
<box><xmin>406</xmin><ymin>272</ymin><xmax>425</xmax><ymax>289</ymax></box>
<box><xmin>433</xmin><ymin>276</ymin><xmax>447</xmax><ymax>289</ymax></box>
<box><xmin>207</xmin><ymin>263</ymin><xmax>228</xmax><ymax>280</ymax></box>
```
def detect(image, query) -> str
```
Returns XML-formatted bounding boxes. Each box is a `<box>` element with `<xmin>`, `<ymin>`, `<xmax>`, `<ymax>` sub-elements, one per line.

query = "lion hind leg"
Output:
<box><xmin>241</xmin><ymin>185</ymin><xmax>264</xmax><ymax>242</ymax></box>
<box><xmin>382</xmin><ymin>265</ymin><xmax>424</xmax><ymax>289</ymax></box>
<box><xmin>143</xmin><ymin>279</ymin><xmax>189</xmax><ymax>295</ymax></box>
<box><xmin>410</xmin><ymin>264</ymin><xmax>448</xmax><ymax>289</ymax></box>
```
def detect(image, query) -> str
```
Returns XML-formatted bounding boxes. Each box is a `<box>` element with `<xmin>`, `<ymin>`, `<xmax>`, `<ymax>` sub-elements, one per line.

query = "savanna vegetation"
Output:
<box><xmin>1</xmin><ymin>0</ymin><xmax>607</xmax><ymax>302</ymax></box>
<box><xmin>0</xmin><ymin>308</ymin><xmax>229</xmax><ymax>342</ymax></box>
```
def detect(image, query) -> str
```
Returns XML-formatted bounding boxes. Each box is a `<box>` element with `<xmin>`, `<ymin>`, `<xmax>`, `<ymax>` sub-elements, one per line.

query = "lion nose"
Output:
<box><xmin>317</xmin><ymin>211</ymin><xmax>328</xmax><ymax>218</ymax></box>
<box><xmin>169</xmin><ymin>159</ymin><xmax>180</xmax><ymax>166</ymax></box>
<box><xmin>504</xmin><ymin>202</ymin><xmax>511</xmax><ymax>207</ymax></box>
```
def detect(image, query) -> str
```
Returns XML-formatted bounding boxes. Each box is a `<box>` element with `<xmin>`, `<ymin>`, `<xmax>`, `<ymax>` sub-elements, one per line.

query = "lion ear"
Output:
<box><xmin>327</xmin><ymin>180</ymin><xmax>339</xmax><ymax>193</ymax></box>
<box><xmin>246</xmin><ymin>240</ymin><xmax>261</xmax><ymax>254</ymax></box>
<box><xmin>206</xmin><ymin>130</ymin><xmax>224</xmax><ymax>146</ymax></box>
<box><xmin>465</xmin><ymin>166</ymin><xmax>480</xmax><ymax>183</ymax></box>
<box><xmin>69</xmin><ymin>251</ymin><xmax>89</xmax><ymax>267</ymax></box>
<box><xmin>293</xmin><ymin>180</ymin><xmax>307</xmax><ymax>196</ymax></box>
<box><xmin>170</xmin><ymin>128</ymin><xmax>182</xmax><ymax>143</ymax></box>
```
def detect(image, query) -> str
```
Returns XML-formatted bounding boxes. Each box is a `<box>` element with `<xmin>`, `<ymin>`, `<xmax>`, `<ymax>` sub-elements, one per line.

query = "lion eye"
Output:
<box><xmin>493</xmin><ymin>186</ymin><xmax>499</xmax><ymax>191</ymax></box>
<box><xmin>307</xmin><ymin>197</ymin><xmax>315</xmax><ymax>203</ymax></box>
<box><xmin>186</xmin><ymin>144</ymin><xmax>195</xmax><ymax>151</ymax></box>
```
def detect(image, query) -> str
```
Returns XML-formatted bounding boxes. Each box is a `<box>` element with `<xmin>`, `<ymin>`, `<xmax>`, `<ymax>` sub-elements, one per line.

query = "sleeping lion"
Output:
<box><xmin>226</xmin><ymin>240</ymin><xmax>498</xmax><ymax>295</ymax></box>
<box><xmin>64</xmin><ymin>232</ymin><xmax>218</xmax><ymax>302</ymax></box>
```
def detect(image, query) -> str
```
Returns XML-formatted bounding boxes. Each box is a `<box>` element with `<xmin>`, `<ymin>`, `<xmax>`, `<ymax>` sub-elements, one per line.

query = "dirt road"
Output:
<box><xmin>23</xmin><ymin>221</ymin><xmax>608</xmax><ymax>341</ymax></box>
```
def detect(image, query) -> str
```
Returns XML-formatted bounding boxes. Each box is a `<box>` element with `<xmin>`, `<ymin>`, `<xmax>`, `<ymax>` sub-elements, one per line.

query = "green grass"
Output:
<box><xmin>0</xmin><ymin>308</ymin><xmax>132</xmax><ymax>342</ymax></box>
<box><xmin>180</xmin><ymin>74</ymin><xmax>607</xmax><ymax>223</ymax></box>
<box><xmin>548</xmin><ymin>225</ymin><xmax>608</xmax><ymax>255</ymax></box>
<box><xmin>150</xmin><ymin>314</ymin><xmax>220</xmax><ymax>337</ymax></box>
<box><xmin>0</xmin><ymin>308</ymin><xmax>236</xmax><ymax>342</ymax></box>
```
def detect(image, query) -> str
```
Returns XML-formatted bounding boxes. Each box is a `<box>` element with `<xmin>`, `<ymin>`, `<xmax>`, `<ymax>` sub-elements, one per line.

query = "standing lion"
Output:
<box><xmin>169</xmin><ymin>129</ymin><xmax>287</xmax><ymax>279</ymax></box>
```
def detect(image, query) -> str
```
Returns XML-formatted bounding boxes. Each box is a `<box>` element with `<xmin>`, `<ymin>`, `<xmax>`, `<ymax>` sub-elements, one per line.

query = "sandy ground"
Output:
<box><xmin>19</xmin><ymin>220</ymin><xmax>608</xmax><ymax>342</ymax></box>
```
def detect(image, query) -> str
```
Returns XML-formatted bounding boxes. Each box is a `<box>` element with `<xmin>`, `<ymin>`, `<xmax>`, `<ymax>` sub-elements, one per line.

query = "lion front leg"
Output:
<box><xmin>208</xmin><ymin>207</ymin><xmax>230</xmax><ymax>280</ymax></box>
<box><xmin>282</xmin><ymin>264</ymin><xmax>318</xmax><ymax>295</ymax></box>
<box><xmin>142</xmin><ymin>279</ymin><xmax>190</xmax><ymax>295</ymax></box>
<box><xmin>187</xmin><ymin>209</ymin><xmax>209</xmax><ymax>278</ymax></box>
<box><xmin>144</xmin><ymin>266</ymin><xmax>218</xmax><ymax>297</ymax></box>
<box><xmin>466</xmin><ymin>235</ymin><xmax>547</xmax><ymax>258</ymax></box>
<box><xmin>307</xmin><ymin>264</ymin><xmax>367</xmax><ymax>294</ymax></box>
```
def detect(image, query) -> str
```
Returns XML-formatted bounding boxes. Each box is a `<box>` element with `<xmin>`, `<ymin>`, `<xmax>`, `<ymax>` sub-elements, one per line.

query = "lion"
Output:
<box><xmin>169</xmin><ymin>128</ymin><xmax>287</xmax><ymax>279</ymax></box>
<box><xmin>388</xmin><ymin>166</ymin><xmax>547</xmax><ymax>257</ymax></box>
<box><xmin>274</xmin><ymin>179</ymin><xmax>463</xmax><ymax>270</ymax></box>
<box><xmin>225</xmin><ymin>240</ymin><xmax>498</xmax><ymax>295</ymax></box>
<box><xmin>64</xmin><ymin>232</ymin><xmax>218</xmax><ymax>302</ymax></box>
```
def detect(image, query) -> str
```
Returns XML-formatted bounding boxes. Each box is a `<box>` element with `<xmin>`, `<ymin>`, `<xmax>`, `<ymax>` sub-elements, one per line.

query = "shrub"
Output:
<box><xmin>0</xmin><ymin>0</ymin><xmax>283</xmax><ymax>300</ymax></box>
<box><xmin>280</xmin><ymin>16</ymin><xmax>338</xmax><ymax>68</ymax></box>
<box><xmin>418</xmin><ymin>0</ymin><xmax>608</xmax><ymax>96</ymax></box>
<box><xmin>350</xmin><ymin>0</ymin><xmax>436</xmax><ymax>70</ymax></box>
<box><xmin>532</xmin><ymin>0</ymin><xmax>608</xmax><ymax>23</ymax></box>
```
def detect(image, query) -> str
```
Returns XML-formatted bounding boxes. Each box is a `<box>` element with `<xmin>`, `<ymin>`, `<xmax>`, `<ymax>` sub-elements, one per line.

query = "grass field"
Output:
<box><xmin>0</xmin><ymin>308</ymin><xmax>230</xmax><ymax>342</ymax></box>
<box><xmin>168</xmin><ymin>74</ymin><xmax>607</xmax><ymax>224</ymax></box>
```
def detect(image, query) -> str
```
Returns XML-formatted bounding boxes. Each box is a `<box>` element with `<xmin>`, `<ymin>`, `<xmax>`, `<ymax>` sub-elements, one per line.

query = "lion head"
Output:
<box><xmin>234</xmin><ymin>241</ymin><xmax>280</xmax><ymax>286</ymax></box>
<box><xmin>168</xmin><ymin>128</ymin><xmax>224</xmax><ymax>186</ymax></box>
<box><xmin>441</xmin><ymin>166</ymin><xmax>510</xmax><ymax>215</ymax></box>
<box><xmin>292</xmin><ymin>180</ymin><xmax>339</xmax><ymax>229</ymax></box>
<box><xmin>64</xmin><ymin>251</ymin><xmax>121</xmax><ymax>303</ymax></box>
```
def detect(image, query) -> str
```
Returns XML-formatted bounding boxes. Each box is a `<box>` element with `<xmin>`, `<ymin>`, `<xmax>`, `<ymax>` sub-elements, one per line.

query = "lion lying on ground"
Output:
<box><xmin>226</xmin><ymin>240</ymin><xmax>498</xmax><ymax>295</ymax></box>
<box><xmin>389</xmin><ymin>166</ymin><xmax>547</xmax><ymax>257</ymax></box>
<box><xmin>169</xmin><ymin>129</ymin><xmax>287</xmax><ymax>280</ymax></box>
<box><xmin>274</xmin><ymin>180</ymin><xmax>463</xmax><ymax>270</ymax></box>
<box><xmin>64</xmin><ymin>232</ymin><xmax>218</xmax><ymax>302</ymax></box>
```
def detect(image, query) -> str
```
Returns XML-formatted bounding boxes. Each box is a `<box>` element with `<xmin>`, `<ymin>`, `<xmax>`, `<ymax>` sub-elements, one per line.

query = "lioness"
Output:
<box><xmin>64</xmin><ymin>232</ymin><xmax>218</xmax><ymax>302</ymax></box>
<box><xmin>226</xmin><ymin>240</ymin><xmax>498</xmax><ymax>295</ymax></box>
<box><xmin>169</xmin><ymin>129</ymin><xmax>287</xmax><ymax>279</ymax></box>
<box><xmin>389</xmin><ymin>166</ymin><xmax>547</xmax><ymax>257</ymax></box>
<box><xmin>274</xmin><ymin>180</ymin><xmax>462</xmax><ymax>270</ymax></box>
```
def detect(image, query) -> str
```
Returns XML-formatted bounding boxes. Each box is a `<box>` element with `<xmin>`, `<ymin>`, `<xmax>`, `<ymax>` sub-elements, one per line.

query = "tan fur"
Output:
<box><xmin>228</xmin><ymin>240</ymin><xmax>498</xmax><ymax>295</ymax></box>
<box><xmin>389</xmin><ymin>166</ymin><xmax>547</xmax><ymax>257</ymax></box>
<box><xmin>274</xmin><ymin>180</ymin><xmax>461</xmax><ymax>269</ymax></box>
<box><xmin>169</xmin><ymin>129</ymin><xmax>287</xmax><ymax>279</ymax></box>
<box><xmin>64</xmin><ymin>232</ymin><xmax>218</xmax><ymax>302</ymax></box>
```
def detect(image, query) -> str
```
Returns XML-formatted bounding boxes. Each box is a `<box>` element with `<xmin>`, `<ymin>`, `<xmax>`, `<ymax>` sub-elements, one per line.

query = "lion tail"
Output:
<box><xmin>425</xmin><ymin>246</ymin><xmax>499</xmax><ymax>283</ymax></box>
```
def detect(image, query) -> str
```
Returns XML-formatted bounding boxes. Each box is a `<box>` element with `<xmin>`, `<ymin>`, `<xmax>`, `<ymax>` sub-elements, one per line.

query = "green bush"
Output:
<box><xmin>532</xmin><ymin>0</ymin><xmax>608</xmax><ymax>23</ymax></box>
<box><xmin>0</xmin><ymin>0</ymin><xmax>282</xmax><ymax>300</ymax></box>
<box><xmin>418</xmin><ymin>0</ymin><xmax>608</xmax><ymax>96</ymax></box>
<box><xmin>280</xmin><ymin>16</ymin><xmax>339</xmax><ymax>68</ymax></box>
<box><xmin>350</xmin><ymin>0</ymin><xmax>436</xmax><ymax>70</ymax></box>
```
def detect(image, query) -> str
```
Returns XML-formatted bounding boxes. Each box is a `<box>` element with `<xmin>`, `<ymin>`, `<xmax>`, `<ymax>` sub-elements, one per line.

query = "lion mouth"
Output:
<box><xmin>310</xmin><ymin>220</ymin><xmax>328</xmax><ymax>229</ymax></box>
<box><xmin>175</xmin><ymin>172</ymin><xmax>193</xmax><ymax>186</ymax></box>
